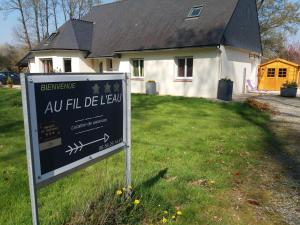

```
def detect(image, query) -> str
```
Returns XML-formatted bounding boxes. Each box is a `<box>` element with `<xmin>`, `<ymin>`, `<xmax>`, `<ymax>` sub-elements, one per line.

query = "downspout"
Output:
<box><xmin>217</xmin><ymin>45</ymin><xmax>223</xmax><ymax>81</ymax></box>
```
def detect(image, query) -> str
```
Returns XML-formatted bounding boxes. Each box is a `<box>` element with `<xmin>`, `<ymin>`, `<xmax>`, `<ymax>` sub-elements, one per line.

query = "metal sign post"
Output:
<box><xmin>21</xmin><ymin>73</ymin><xmax>131</xmax><ymax>225</ymax></box>
<box><xmin>125</xmin><ymin>73</ymin><xmax>131</xmax><ymax>197</ymax></box>
<box><xmin>21</xmin><ymin>74</ymin><xmax>40</xmax><ymax>225</ymax></box>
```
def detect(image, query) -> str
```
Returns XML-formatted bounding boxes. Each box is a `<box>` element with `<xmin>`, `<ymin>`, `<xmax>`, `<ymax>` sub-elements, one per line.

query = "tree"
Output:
<box><xmin>257</xmin><ymin>0</ymin><xmax>300</xmax><ymax>58</ymax></box>
<box><xmin>51</xmin><ymin>0</ymin><xmax>59</xmax><ymax>30</ymax></box>
<box><xmin>61</xmin><ymin>0</ymin><xmax>101</xmax><ymax>20</ymax></box>
<box><xmin>0</xmin><ymin>44</ymin><xmax>27</xmax><ymax>71</ymax></box>
<box><xmin>30</xmin><ymin>0</ymin><xmax>41</xmax><ymax>42</ymax></box>
<box><xmin>0</xmin><ymin>0</ymin><xmax>32</xmax><ymax>49</ymax></box>
<box><xmin>0</xmin><ymin>0</ymin><xmax>107</xmax><ymax>49</ymax></box>
<box><xmin>280</xmin><ymin>42</ymin><xmax>300</xmax><ymax>64</ymax></box>
<box><xmin>45</xmin><ymin>0</ymin><xmax>50</xmax><ymax>37</ymax></box>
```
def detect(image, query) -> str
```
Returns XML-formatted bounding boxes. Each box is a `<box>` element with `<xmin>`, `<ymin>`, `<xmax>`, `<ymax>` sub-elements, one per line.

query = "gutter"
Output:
<box><xmin>217</xmin><ymin>45</ymin><xmax>223</xmax><ymax>81</ymax></box>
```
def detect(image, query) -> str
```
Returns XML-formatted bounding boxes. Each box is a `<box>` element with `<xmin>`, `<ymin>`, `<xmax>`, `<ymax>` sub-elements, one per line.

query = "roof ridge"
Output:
<box><xmin>260</xmin><ymin>58</ymin><xmax>300</xmax><ymax>67</ymax></box>
<box><xmin>71</xmin><ymin>18</ymin><xmax>94</xmax><ymax>24</ymax></box>
<box><xmin>219</xmin><ymin>0</ymin><xmax>241</xmax><ymax>44</ymax></box>
<box><xmin>92</xmin><ymin>0</ymin><xmax>128</xmax><ymax>8</ymax></box>
<box><xmin>70</xmin><ymin>20</ymin><xmax>81</xmax><ymax>50</ymax></box>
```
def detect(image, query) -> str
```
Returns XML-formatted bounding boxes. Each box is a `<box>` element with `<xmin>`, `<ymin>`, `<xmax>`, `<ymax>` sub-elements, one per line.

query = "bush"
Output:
<box><xmin>6</xmin><ymin>77</ymin><xmax>13</xmax><ymax>85</ymax></box>
<box><xmin>220</xmin><ymin>77</ymin><xmax>232</xmax><ymax>82</ymax></box>
<box><xmin>281</xmin><ymin>81</ymin><xmax>298</xmax><ymax>88</ymax></box>
<box><xmin>245</xmin><ymin>98</ymin><xmax>271</xmax><ymax>112</ymax></box>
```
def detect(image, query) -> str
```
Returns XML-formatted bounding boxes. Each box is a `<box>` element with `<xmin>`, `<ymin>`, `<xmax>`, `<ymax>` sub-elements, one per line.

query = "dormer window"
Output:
<box><xmin>188</xmin><ymin>6</ymin><xmax>203</xmax><ymax>18</ymax></box>
<box><xmin>47</xmin><ymin>32</ymin><xmax>58</xmax><ymax>41</ymax></box>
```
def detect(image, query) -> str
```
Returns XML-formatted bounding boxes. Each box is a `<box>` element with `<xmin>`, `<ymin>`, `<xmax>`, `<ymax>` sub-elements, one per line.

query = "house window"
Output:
<box><xmin>188</xmin><ymin>6</ymin><xmax>203</xmax><ymax>18</ymax></box>
<box><xmin>64</xmin><ymin>58</ymin><xmax>72</xmax><ymax>72</ymax></box>
<box><xmin>278</xmin><ymin>68</ymin><xmax>287</xmax><ymax>77</ymax></box>
<box><xmin>106</xmin><ymin>59</ymin><xmax>113</xmax><ymax>71</ymax></box>
<box><xmin>267</xmin><ymin>68</ymin><xmax>275</xmax><ymax>77</ymax></box>
<box><xmin>176</xmin><ymin>57</ymin><xmax>193</xmax><ymax>78</ymax></box>
<box><xmin>41</xmin><ymin>59</ymin><xmax>53</xmax><ymax>73</ymax></box>
<box><xmin>132</xmin><ymin>59</ymin><xmax>144</xmax><ymax>77</ymax></box>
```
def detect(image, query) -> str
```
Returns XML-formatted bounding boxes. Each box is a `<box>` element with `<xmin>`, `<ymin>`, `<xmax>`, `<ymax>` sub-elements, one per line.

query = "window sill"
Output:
<box><xmin>131</xmin><ymin>77</ymin><xmax>144</xmax><ymax>81</ymax></box>
<box><xmin>174</xmin><ymin>78</ymin><xmax>193</xmax><ymax>82</ymax></box>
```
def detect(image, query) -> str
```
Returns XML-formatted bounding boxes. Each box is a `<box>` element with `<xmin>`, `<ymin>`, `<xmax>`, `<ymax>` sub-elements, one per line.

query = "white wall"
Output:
<box><xmin>118</xmin><ymin>48</ymin><xmax>221</xmax><ymax>98</ymax></box>
<box><xmin>29</xmin><ymin>47</ymin><xmax>261</xmax><ymax>98</ymax></box>
<box><xmin>29</xmin><ymin>51</ymin><xmax>95</xmax><ymax>73</ymax></box>
<box><xmin>220</xmin><ymin>46</ymin><xmax>261</xmax><ymax>94</ymax></box>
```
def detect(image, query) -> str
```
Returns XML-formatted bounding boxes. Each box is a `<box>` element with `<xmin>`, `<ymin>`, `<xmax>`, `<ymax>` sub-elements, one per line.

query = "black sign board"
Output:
<box><xmin>22</xmin><ymin>74</ymin><xmax>128</xmax><ymax>185</ymax></box>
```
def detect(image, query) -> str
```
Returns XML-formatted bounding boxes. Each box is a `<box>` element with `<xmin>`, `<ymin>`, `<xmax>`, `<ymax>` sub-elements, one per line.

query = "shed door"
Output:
<box><xmin>276</xmin><ymin>68</ymin><xmax>287</xmax><ymax>90</ymax></box>
<box><xmin>262</xmin><ymin>68</ymin><xmax>276</xmax><ymax>90</ymax></box>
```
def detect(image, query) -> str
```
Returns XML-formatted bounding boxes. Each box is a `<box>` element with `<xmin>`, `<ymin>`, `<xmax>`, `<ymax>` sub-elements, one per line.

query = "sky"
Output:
<box><xmin>0</xmin><ymin>0</ymin><xmax>300</xmax><ymax>45</ymax></box>
<box><xmin>0</xmin><ymin>0</ymin><xmax>114</xmax><ymax>45</ymax></box>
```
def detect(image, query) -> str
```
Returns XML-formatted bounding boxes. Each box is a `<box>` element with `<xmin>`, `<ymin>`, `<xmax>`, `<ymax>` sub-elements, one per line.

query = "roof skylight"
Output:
<box><xmin>188</xmin><ymin>6</ymin><xmax>203</xmax><ymax>18</ymax></box>
<box><xmin>47</xmin><ymin>32</ymin><xmax>58</xmax><ymax>41</ymax></box>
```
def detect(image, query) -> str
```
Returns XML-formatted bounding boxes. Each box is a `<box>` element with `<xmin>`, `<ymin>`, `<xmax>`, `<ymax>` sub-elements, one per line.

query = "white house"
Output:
<box><xmin>18</xmin><ymin>0</ymin><xmax>262</xmax><ymax>98</ymax></box>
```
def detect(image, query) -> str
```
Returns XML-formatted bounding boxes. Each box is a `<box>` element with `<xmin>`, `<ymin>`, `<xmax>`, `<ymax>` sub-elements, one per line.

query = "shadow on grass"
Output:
<box><xmin>138</xmin><ymin>168</ymin><xmax>168</xmax><ymax>189</ymax></box>
<box><xmin>0</xmin><ymin>148</ymin><xmax>25</xmax><ymax>162</ymax></box>
<box><xmin>65</xmin><ymin>168</ymin><xmax>170</xmax><ymax>225</ymax></box>
<box><xmin>0</xmin><ymin>120</ymin><xmax>25</xmax><ymax>162</ymax></box>
<box><xmin>0</xmin><ymin>89</ymin><xmax>22</xmax><ymax>107</ymax></box>
<box><xmin>0</xmin><ymin>120</ymin><xmax>24</xmax><ymax>134</ymax></box>
<box><xmin>222</xmin><ymin>102</ymin><xmax>300</xmax><ymax>186</ymax></box>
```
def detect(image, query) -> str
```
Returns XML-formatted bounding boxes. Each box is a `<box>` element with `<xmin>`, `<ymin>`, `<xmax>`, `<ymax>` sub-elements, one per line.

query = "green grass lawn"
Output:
<box><xmin>0</xmin><ymin>88</ymin><xmax>279</xmax><ymax>225</ymax></box>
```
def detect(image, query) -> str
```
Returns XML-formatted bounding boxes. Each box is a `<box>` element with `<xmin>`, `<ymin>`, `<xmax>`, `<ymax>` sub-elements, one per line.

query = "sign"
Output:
<box><xmin>35</xmin><ymin>79</ymin><xmax>124</xmax><ymax>177</ymax></box>
<box><xmin>22</xmin><ymin>74</ymin><xmax>130</xmax><ymax>186</ymax></box>
<box><xmin>22</xmin><ymin>74</ymin><xmax>131</xmax><ymax>225</ymax></box>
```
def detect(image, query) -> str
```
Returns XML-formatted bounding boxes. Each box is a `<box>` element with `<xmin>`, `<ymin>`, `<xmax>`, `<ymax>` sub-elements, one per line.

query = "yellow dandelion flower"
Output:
<box><xmin>210</xmin><ymin>180</ymin><xmax>216</xmax><ymax>184</ymax></box>
<box><xmin>172</xmin><ymin>215</ymin><xmax>176</xmax><ymax>219</ymax></box>
<box><xmin>161</xmin><ymin>217</ymin><xmax>168</xmax><ymax>223</ymax></box>
<box><xmin>133</xmin><ymin>199</ymin><xmax>140</xmax><ymax>205</ymax></box>
<box><xmin>163</xmin><ymin>210</ymin><xmax>168</xmax><ymax>215</ymax></box>
<box><xmin>122</xmin><ymin>187</ymin><xmax>126</xmax><ymax>191</ymax></box>
<box><xmin>176</xmin><ymin>210</ymin><xmax>183</xmax><ymax>216</ymax></box>
<box><xmin>116</xmin><ymin>190</ymin><xmax>123</xmax><ymax>196</ymax></box>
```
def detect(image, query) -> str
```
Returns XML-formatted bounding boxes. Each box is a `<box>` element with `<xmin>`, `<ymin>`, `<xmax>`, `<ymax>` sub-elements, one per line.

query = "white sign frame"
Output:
<box><xmin>21</xmin><ymin>73</ymin><xmax>131</xmax><ymax>225</ymax></box>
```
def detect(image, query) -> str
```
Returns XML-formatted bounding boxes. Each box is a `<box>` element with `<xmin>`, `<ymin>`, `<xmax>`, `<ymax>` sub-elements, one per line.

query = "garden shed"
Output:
<box><xmin>258</xmin><ymin>58</ymin><xmax>300</xmax><ymax>91</ymax></box>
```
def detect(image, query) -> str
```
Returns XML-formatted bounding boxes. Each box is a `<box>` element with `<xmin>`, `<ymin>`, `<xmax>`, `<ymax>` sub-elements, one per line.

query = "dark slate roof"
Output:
<box><xmin>32</xmin><ymin>19</ymin><xmax>94</xmax><ymax>51</ymax></box>
<box><xmin>222</xmin><ymin>0</ymin><xmax>262</xmax><ymax>54</ymax></box>
<box><xmin>31</xmin><ymin>0</ymin><xmax>262</xmax><ymax>57</ymax></box>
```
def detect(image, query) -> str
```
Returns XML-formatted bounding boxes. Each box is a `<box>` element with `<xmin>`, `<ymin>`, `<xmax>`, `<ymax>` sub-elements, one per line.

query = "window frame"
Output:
<box><xmin>41</xmin><ymin>58</ymin><xmax>53</xmax><ymax>73</ymax></box>
<box><xmin>106</xmin><ymin>59</ymin><xmax>113</xmax><ymax>71</ymax></box>
<box><xmin>99</xmin><ymin>62</ymin><xmax>104</xmax><ymax>73</ymax></box>
<box><xmin>278</xmin><ymin>68</ymin><xmax>287</xmax><ymax>78</ymax></box>
<box><xmin>175</xmin><ymin>57</ymin><xmax>194</xmax><ymax>79</ymax></box>
<box><xmin>131</xmin><ymin>58</ymin><xmax>144</xmax><ymax>78</ymax></box>
<box><xmin>47</xmin><ymin>32</ymin><xmax>58</xmax><ymax>41</ymax></box>
<box><xmin>63</xmin><ymin>58</ymin><xmax>72</xmax><ymax>73</ymax></box>
<box><xmin>267</xmin><ymin>68</ymin><xmax>276</xmax><ymax>78</ymax></box>
<box><xmin>187</xmin><ymin>6</ymin><xmax>203</xmax><ymax>18</ymax></box>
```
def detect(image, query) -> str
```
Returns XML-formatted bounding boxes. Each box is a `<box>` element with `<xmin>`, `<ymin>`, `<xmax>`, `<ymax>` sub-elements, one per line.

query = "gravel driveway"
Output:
<box><xmin>254</xmin><ymin>95</ymin><xmax>300</xmax><ymax>129</ymax></box>
<box><xmin>253</xmin><ymin>94</ymin><xmax>300</xmax><ymax>225</ymax></box>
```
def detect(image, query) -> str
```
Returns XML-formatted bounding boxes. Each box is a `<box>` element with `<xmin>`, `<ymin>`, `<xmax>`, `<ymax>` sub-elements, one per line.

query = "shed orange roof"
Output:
<box><xmin>260</xmin><ymin>58</ymin><xmax>300</xmax><ymax>68</ymax></box>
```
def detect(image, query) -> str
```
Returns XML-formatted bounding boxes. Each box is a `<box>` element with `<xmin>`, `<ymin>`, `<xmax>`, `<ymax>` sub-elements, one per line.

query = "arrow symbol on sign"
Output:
<box><xmin>65</xmin><ymin>133</ymin><xmax>110</xmax><ymax>155</ymax></box>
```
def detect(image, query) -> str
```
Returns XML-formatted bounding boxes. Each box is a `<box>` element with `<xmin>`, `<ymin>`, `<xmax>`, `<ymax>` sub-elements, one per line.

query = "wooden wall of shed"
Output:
<box><xmin>258</xmin><ymin>60</ymin><xmax>300</xmax><ymax>91</ymax></box>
